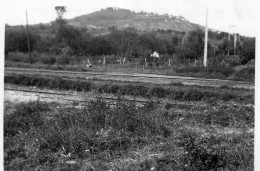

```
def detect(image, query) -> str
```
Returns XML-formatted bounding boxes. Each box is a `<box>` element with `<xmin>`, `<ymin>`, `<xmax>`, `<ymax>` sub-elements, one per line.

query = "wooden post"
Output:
<box><xmin>168</xmin><ymin>58</ymin><xmax>171</xmax><ymax>66</ymax></box>
<box><xmin>103</xmin><ymin>55</ymin><xmax>106</xmax><ymax>66</ymax></box>
<box><xmin>145</xmin><ymin>58</ymin><xmax>147</xmax><ymax>68</ymax></box>
<box><xmin>123</xmin><ymin>57</ymin><xmax>126</xmax><ymax>65</ymax></box>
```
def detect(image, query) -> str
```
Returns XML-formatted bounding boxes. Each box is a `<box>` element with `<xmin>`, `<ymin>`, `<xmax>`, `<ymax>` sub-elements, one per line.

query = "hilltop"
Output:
<box><xmin>67</xmin><ymin>7</ymin><xmax>203</xmax><ymax>33</ymax></box>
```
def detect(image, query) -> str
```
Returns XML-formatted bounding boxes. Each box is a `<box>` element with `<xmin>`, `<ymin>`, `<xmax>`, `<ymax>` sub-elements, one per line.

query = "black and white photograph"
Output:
<box><xmin>1</xmin><ymin>0</ymin><xmax>258</xmax><ymax>170</ymax></box>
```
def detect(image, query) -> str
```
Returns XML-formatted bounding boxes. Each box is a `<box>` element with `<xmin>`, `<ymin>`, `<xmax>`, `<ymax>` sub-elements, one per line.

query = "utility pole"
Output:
<box><xmin>203</xmin><ymin>8</ymin><xmax>208</xmax><ymax>67</ymax></box>
<box><xmin>234</xmin><ymin>32</ymin><xmax>236</xmax><ymax>55</ymax></box>
<box><xmin>228</xmin><ymin>25</ymin><xmax>236</xmax><ymax>56</ymax></box>
<box><xmin>26</xmin><ymin>10</ymin><xmax>32</xmax><ymax>64</ymax></box>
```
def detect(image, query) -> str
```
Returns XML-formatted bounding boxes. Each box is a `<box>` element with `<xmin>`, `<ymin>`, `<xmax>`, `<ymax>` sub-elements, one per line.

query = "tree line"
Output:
<box><xmin>5</xmin><ymin>7</ymin><xmax>255</xmax><ymax>65</ymax></box>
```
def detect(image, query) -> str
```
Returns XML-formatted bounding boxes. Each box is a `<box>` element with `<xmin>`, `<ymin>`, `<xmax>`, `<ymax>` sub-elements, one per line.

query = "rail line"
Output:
<box><xmin>4</xmin><ymin>87</ymin><xmax>199</xmax><ymax>107</ymax></box>
<box><xmin>5</xmin><ymin>67</ymin><xmax>254</xmax><ymax>85</ymax></box>
<box><xmin>5</xmin><ymin>87</ymin><xmax>254</xmax><ymax>109</ymax></box>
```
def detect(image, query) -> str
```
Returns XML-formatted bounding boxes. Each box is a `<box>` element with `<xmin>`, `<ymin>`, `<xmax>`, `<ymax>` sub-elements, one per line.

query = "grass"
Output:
<box><xmin>4</xmin><ymin>74</ymin><xmax>254</xmax><ymax>103</ymax></box>
<box><xmin>4</xmin><ymin>98</ymin><xmax>254</xmax><ymax>170</ymax></box>
<box><xmin>231</xmin><ymin>67</ymin><xmax>255</xmax><ymax>82</ymax></box>
<box><xmin>5</xmin><ymin>54</ymin><xmax>255</xmax><ymax>82</ymax></box>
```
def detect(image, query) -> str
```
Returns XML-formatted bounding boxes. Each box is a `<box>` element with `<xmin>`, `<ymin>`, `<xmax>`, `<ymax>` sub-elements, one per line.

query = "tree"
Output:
<box><xmin>177</xmin><ymin>29</ymin><xmax>205</xmax><ymax>61</ymax></box>
<box><xmin>5</xmin><ymin>30</ymin><xmax>40</xmax><ymax>53</ymax></box>
<box><xmin>240</xmin><ymin>38</ymin><xmax>255</xmax><ymax>64</ymax></box>
<box><xmin>89</xmin><ymin>37</ymin><xmax>111</xmax><ymax>56</ymax></box>
<box><xmin>55</xmin><ymin>6</ymin><xmax>67</xmax><ymax>25</ymax></box>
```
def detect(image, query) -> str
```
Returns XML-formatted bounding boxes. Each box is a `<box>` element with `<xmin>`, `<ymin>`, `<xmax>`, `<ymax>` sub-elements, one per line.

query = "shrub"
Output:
<box><xmin>5</xmin><ymin>52</ymin><xmax>40</xmax><ymax>63</ymax></box>
<box><xmin>40</xmin><ymin>54</ymin><xmax>56</xmax><ymax>65</ymax></box>
<box><xmin>56</xmin><ymin>54</ymin><xmax>71</xmax><ymax>65</ymax></box>
<box><xmin>120</xmin><ymin>84</ymin><xmax>149</xmax><ymax>97</ymax></box>
<box><xmin>4</xmin><ymin>101</ymin><xmax>50</xmax><ymax>137</ymax></box>
<box><xmin>5</xmin><ymin>52</ymin><xmax>29</xmax><ymax>63</ymax></box>
<box><xmin>178</xmin><ymin>131</ymin><xmax>227</xmax><ymax>170</ymax></box>
<box><xmin>233</xmin><ymin>67</ymin><xmax>255</xmax><ymax>82</ymax></box>
<box><xmin>150</xmin><ymin>87</ymin><xmax>168</xmax><ymax>98</ymax></box>
<box><xmin>182</xmin><ymin>89</ymin><xmax>204</xmax><ymax>101</ymax></box>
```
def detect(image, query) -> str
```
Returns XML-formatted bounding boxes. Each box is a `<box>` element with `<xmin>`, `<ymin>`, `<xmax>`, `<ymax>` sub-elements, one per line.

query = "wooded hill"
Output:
<box><xmin>67</xmin><ymin>7</ymin><xmax>203</xmax><ymax>33</ymax></box>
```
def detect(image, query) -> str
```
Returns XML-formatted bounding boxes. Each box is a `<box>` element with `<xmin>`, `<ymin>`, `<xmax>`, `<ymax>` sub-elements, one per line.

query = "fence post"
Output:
<box><xmin>123</xmin><ymin>57</ymin><xmax>126</xmax><ymax>65</ymax></box>
<box><xmin>103</xmin><ymin>55</ymin><xmax>106</xmax><ymax>66</ymax></box>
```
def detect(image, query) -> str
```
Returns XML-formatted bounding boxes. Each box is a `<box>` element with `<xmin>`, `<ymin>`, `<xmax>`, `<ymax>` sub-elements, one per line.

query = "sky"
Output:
<box><xmin>0</xmin><ymin>0</ymin><xmax>260</xmax><ymax>37</ymax></box>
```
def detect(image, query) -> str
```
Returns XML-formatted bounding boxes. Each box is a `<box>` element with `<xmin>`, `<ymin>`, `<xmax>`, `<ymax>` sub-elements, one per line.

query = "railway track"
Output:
<box><xmin>4</xmin><ymin>87</ymin><xmax>254</xmax><ymax>109</ymax></box>
<box><xmin>5</xmin><ymin>67</ymin><xmax>254</xmax><ymax>89</ymax></box>
<box><xmin>4</xmin><ymin>87</ymin><xmax>203</xmax><ymax>107</ymax></box>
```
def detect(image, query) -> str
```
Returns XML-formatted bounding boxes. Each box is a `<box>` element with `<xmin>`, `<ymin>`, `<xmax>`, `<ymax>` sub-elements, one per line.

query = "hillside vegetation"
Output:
<box><xmin>5</xmin><ymin>7</ymin><xmax>255</xmax><ymax>81</ymax></box>
<box><xmin>68</xmin><ymin>7</ymin><xmax>202</xmax><ymax>32</ymax></box>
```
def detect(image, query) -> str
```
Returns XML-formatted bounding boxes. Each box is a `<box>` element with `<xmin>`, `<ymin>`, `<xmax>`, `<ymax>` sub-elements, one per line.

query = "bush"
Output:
<box><xmin>175</xmin><ymin>65</ymin><xmax>235</xmax><ymax>79</ymax></box>
<box><xmin>178</xmin><ymin>131</ymin><xmax>227</xmax><ymax>170</ymax></box>
<box><xmin>40</xmin><ymin>54</ymin><xmax>56</xmax><ymax>65</ymax></box>
<box><xmin>150</xmin><ymin>87</ymin><xmax>168</xmax><ymax>98</ymax></box>
<box><xmin>56</xmin><ymin>54</ymin><xmax>71</xmax><ymax>65</ymax></box>
<box><xmin>120</xmin><ymin>84</ymin><xmax>149</xmax><ymax>97</ymax></box>
<box><xmin>5</xmin><ymin>52</ymin><xmax>41</xmax><ymax>64</ymax></box>
<box><xmin>4</xmin><ymin>101</ymin><xmax>49</xmax><ymax>137</ymax></box>
<box><xmin>182</xmin><ymin>89</ymin><xmax>204</xmax><ymax>101</ymax></box>
<box><xmin>6</xmin><ymin>52</ymin><xmax>29</xmax><ymax>63</ymax></box>
<box><xmin>233</xmin><ymin>67</ymin><xmax>255</xmax><ymax>82</ymax></box>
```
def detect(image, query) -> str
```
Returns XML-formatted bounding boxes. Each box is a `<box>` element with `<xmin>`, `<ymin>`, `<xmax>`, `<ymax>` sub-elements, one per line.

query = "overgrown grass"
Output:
<box><xmin>4</xmin><ymin>100</ymin><xmax>169</xmax><ymax>170</ymax></box>
<box><xmin>175</xmin><ymin>65</ymin><xmax>235</xmax><ymax>79</ymax></box>
<box><xmin>4</xmin><ymin>99</ymin><xmax>254</xmax><ymax>170</ymax></box>
<box><xmin>5</xmin><ymin>54</ymin><xmax>255</xmax><ymax>82</ymax></box>
<box><xmin>232</xmin><ymin>67</ymin><xmax>255</xmax><ymax>82</ymax></box>
<box><xmin>5</xmin><ymin>75</ymin><xmax>254</xmax><ymax>103</ymax></box>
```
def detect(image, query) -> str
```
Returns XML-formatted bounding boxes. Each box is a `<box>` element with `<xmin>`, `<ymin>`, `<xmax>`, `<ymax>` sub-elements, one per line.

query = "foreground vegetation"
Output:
<box><xmin>4</xmin><ymin>98</ymin><xmax>254</xmax><ymax>170</ymax></box>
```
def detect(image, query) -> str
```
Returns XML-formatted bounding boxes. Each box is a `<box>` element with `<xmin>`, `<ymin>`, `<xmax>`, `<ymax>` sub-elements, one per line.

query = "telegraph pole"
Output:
<box><xmin>234</xmin><ymin>32</ymin><xmax>236</xmax><ymax>55</ymax></box>
<box><xmin>203</xmin><ymin>8</ymin><xmax>208</xmax><ymax>67</ymax></box>
<box><xmin>228</xmin><ymin>25</ymin><xmax>236</xmax><ymax>56</ymax></box>
<box><xmin>26</xmin><ymin>10</ymin><xmax>32</xmax><ymax>64</ymax></box>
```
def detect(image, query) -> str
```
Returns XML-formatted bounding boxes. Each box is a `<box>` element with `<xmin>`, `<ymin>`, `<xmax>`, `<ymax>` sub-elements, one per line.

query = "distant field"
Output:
<box><xmin>5</xmin><ymin>56</ymin><xmax>255</xmax><ymax>82</ymax></box>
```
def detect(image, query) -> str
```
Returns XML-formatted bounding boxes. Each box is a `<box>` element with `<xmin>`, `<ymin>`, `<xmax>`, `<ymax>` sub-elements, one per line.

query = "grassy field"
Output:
<box><xmin>4</xmin><ymin>97</ymin><xmax>254</xmax><ymax>170</ymax></box>
<box><xmin>4</xmin><ymin>73</ymin><xmax>255</xmax><ymax>170</ymax></box>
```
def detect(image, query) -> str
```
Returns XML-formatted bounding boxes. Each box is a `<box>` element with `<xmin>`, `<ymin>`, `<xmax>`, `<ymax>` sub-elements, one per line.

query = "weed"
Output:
<box><xmin>182</xmin><ymin>89</ymin><xmax>204</xmax><ymax>101</ymax></box>
<box><xmin>150</xmin><ymin>87</ymin><xmax>168</xmax><ymax>98</ymax></box>
<box><xmin>178</xmin><ymin>131</ymin><xmax>227</xmax><ymax>170</ymax></box>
